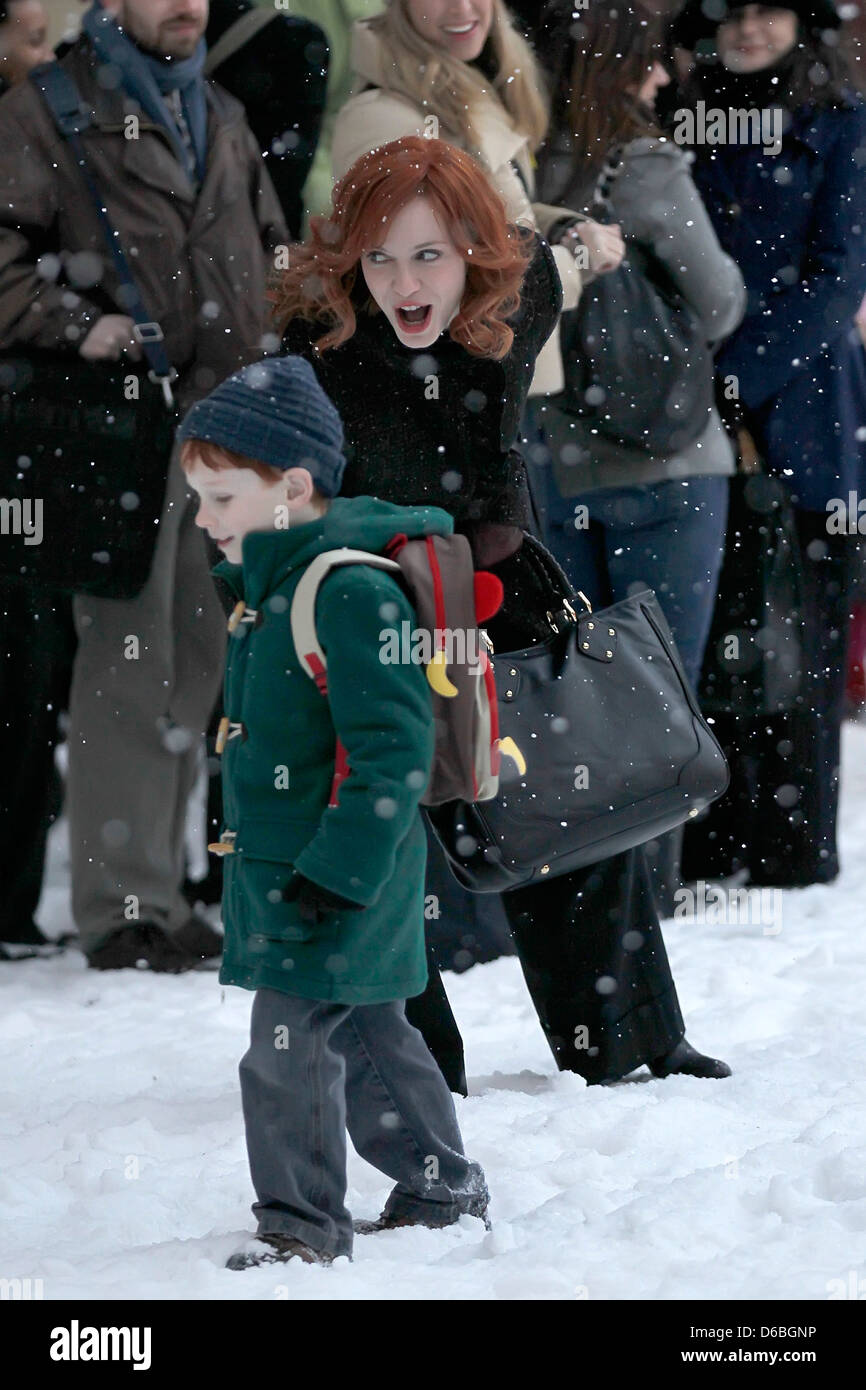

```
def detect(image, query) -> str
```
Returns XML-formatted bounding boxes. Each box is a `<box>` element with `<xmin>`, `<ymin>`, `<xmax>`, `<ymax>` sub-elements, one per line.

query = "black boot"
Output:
<box><xmin>649</xmin><ymin>1038</ymin><xmax>731</xmax><ymax>1079</ymax></box>
<box><xmin>173</xmin><ymin>913</ymin><xmax>223</xmax><ymax>962</ymax></box>
<box><xmin>87</xmin><ymin>923</ymin><xmax>197</xmax><ymax>974</ymax></box>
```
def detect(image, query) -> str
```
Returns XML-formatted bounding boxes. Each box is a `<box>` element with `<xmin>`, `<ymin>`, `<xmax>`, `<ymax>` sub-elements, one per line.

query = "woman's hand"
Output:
<box><xmin>560</xmin><ymin>220</ymin><xmax>625</xmax><ymax>276</ymax></box>
<box><xmin>576</xmin><ymin>220</ymin><xmax>625</xmax><ymax>275</ymax></box>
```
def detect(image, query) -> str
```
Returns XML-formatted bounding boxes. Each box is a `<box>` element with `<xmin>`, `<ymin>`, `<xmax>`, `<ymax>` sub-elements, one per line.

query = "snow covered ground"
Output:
<box><xmin>2</xmin><ymin>722</ymin><xmax>865</xmax><ymax>1302</ymax></box>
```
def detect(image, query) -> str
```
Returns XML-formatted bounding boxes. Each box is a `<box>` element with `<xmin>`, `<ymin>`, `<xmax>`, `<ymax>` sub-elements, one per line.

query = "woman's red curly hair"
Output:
<box><xmin>271</xmin><ymin>136</ymin><xmax>533</xmax><ymax>361</ymax></box>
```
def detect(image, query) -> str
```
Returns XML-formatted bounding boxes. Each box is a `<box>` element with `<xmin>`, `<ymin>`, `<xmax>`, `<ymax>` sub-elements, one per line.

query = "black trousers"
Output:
<box><xmin>682</xmin><ymin>510</ymin><xmax>858</xmax><ymax>887</ymax></box>
<box><xmin>406</xmin><ymin>840</ymin><xmax>685</xmax><ymax>1091</ymax></box>
<box><xmin>0</xmin><ymin>581</ymin><xmax>75</xmax><ymax>937</ymax></box>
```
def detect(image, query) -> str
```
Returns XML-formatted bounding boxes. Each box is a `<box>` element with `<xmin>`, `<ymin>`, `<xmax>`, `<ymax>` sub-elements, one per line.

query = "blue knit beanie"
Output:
<box><xmin>177</xmin><ymin>356</ymin><xmax>346</xmax><ymax>496</ymax></box>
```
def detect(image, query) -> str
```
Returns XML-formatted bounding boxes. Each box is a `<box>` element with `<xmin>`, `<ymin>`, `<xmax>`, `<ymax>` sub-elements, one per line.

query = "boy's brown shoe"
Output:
<box><xmin>226</xmin><ymin>1234</ymin><xmax>333</xmax><ymax>1270</ymax></box>
<box><xmin>354</xmin><ymin>1194</ymin><xmax>490</xmax><ymax>1235</ymax></box>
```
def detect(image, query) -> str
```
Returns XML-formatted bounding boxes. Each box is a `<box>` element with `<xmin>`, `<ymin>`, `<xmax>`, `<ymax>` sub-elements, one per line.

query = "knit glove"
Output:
<box><xmin>281</xmin><ymin>872</ymin><xmax>367</xmax><ymax>924</ymax></box>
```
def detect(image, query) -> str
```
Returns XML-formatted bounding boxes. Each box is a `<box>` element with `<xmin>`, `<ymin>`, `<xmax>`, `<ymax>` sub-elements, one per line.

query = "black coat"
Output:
<box><xmin>281</xmin><ymin>233</ymin><xmax>561</xmax><ymax>536</ymax></box>
<box><xmin>206</xmin><ymin>0</ymin><xmax>328</xmax><ymax>240</ymax></box>
<box><xmin>690</xmin><ymin>96</ymin><xmax>866</xmax><ymax>512</ymax></box>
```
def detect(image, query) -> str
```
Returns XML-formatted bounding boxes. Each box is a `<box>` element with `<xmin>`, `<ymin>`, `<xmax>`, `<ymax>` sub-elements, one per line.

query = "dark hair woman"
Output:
<box><xmin>530</xmin><ymin>0</ymin><xmax>746</xmax><ymax>692</ymax></box>
<box><xmin>671</xmin><ymin>1</ymin><xmax>866</xmax><ymax>889</ymax></box>
<box><xmin>275</xmin><ymin>135</ymin><xmax>731</xmax><ymax>1095</ymax></box>
<box><xmin>524</xmin><ymin>0</ymin><xmax>745</xmax><ymax>916</ymax></box>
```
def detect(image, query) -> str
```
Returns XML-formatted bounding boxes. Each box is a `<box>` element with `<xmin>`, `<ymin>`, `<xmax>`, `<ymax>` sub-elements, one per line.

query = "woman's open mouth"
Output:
<box><xmin>395</xmin><ymin>303</ymin><xmax>433</xmax><ymax>334</ymax></box>
<box><xmin>443</xmin><ymin>21</ymin><xmax>479</xmax><ymax>42</ymax></box>
<box><xmin>213</xmin><ymin>536</ymin><xmax>234</xmax><ymax>549</ymax></box>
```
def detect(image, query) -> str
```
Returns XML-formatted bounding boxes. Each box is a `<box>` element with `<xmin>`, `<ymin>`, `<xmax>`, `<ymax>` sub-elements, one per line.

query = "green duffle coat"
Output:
<box><xmin>212</xmin><ymin>496</ymin><xmax>453</xmax><ymax>1004</ymax></box>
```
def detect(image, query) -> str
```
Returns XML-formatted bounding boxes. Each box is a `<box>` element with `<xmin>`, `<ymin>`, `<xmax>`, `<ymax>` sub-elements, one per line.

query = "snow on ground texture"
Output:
<box><xmin>2</xmin><ymin>724</ymin><xmax>865</xmax><ymax>1302</ymax></box>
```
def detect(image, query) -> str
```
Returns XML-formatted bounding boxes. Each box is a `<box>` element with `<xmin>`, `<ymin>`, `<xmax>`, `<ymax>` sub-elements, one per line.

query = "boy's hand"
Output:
<box><xmin>281</xmin><ymin>873</ymin><xmax>367</xmax><ymax>924</ymax></box>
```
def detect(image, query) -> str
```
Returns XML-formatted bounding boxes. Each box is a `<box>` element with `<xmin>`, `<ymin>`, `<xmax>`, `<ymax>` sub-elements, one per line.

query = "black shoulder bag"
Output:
<box><xmin>425</xmin><ymin>536</ymin><xmax>730</xmax><ymax>893</ymax></box>
<box><xmin>0</xmin><ymin>62</ymin><xmax>178</xmax><ymax>599</ymax></box>
<box><xmin>552</xmin><ymin>147</ymin><xmax>714</xmax><ymax>472</ymax></box>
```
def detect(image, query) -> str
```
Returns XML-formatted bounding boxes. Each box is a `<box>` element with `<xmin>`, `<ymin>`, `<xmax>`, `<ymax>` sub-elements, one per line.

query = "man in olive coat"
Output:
<box><xmin>0</xmin><ymin>0</ymin><xmax>288</xmax><ymax>970</ymax></box>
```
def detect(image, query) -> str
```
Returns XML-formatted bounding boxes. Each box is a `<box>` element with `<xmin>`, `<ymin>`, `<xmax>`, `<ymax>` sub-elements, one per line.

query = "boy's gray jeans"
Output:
<box><xmin>239</xmin><ymin>988</ymin><xmax>489</xmax><ymax>1259</ymax></box>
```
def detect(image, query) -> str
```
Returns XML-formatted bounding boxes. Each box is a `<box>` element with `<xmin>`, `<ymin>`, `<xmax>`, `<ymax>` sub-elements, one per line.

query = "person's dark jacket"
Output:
<box><xmin>690</xmin><ymin>95</ymin><xmax>866</xmax><ymax>511</ymax></box>
<box><xmin>205</xmin><ymin>0</ymin><xmax>328</xmax><ymax>240</ymax></box>
<box><xmin>0</xmin><ymin>32</ymin><xmax>287</xmax><ymax>405</ymax></box>
<box><xmin>281</xmin><ymin>235</ymin><xmax>561</xmax><ymax>534</ymax></box>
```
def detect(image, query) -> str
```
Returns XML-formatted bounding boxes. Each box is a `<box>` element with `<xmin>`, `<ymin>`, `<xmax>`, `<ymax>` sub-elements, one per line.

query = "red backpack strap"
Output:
<box><xmin>384</xmin><ymin>532</ymin><xmax>408</xmax><ymax>559</ymax></box>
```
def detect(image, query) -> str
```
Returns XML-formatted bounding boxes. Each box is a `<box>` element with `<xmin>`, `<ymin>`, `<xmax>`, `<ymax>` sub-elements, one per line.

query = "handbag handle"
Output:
<box><xmin>589</xmin><ymin>144</ymin><xmax>625</xmax><ymax>220</ymax></box>
<box><xmin>519</xmin><ymin>533</ymin><xmax>589</xmax><ymax>631</ymax></box>
<box><xmin>28</xmin><ymin>62</ymin><xmax>178</xmax><ymax>408</ymax></box>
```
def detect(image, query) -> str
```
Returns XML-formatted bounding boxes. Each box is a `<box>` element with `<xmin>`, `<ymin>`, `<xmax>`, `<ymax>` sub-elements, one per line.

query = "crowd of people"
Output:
<box><xmin>0</xmin><ymin>0</ymin><xmax>864</xmax><ymax>1267</ymax></box>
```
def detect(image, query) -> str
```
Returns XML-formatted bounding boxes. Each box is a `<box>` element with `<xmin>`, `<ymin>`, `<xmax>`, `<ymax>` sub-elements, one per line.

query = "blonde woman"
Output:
<box><xmin>332</xmin><ymin>0</ymin><xmax>624</xmax><ymax>394</ymax></box>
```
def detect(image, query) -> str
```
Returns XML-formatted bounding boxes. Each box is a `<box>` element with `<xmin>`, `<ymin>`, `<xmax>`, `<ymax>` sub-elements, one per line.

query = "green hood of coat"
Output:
<box><xmin>212</xmin><ymin>495</ymin><xmax>454</xmax><ymax>606</ymax></box>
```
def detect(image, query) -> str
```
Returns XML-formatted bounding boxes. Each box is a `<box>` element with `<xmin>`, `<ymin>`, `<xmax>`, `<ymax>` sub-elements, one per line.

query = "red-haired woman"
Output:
<box><xmin>275</xmin><ymin>136</ymin><xmax>730</xmax><ymax>1092</ymax></box>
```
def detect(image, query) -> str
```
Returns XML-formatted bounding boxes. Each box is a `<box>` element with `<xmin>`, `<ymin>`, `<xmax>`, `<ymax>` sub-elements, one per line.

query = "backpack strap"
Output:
<box><xmin>290</xmin><ymin>548</ymin><xmax>401</xmax><ymax>691</ymax></box>
<box><xmin>291</xmin><ymin>548</ymin><xmax>402</xmax><ymax>809</ymax></box>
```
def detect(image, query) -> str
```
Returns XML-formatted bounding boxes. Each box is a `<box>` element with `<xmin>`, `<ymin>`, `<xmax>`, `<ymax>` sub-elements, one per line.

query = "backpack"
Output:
<box><xmin>290</xmin><ymin>531</ymin><xmax>516</xmax><ymax>808</ymax></box>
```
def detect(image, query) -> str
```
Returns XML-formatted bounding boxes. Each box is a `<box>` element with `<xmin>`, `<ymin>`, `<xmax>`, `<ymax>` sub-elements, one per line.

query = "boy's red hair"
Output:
<box><xmin>179</xmin><ymin>438</ymin><xmax>283</xmax><ymax>481</ymax></box>
<box><xmin>271</xmin><ymin>137</ymin><xmax>533</xmax><ymax>360</ymax></box>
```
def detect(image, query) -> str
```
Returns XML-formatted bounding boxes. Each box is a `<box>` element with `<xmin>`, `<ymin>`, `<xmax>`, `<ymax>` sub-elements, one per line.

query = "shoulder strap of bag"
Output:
<box><xmin>290</xmin><ymin>548</ymin><xmax>401</xmax><ymax>688</ymax></box>
<box><xmin>28</xmin><ymin>62</ymin><xmax>178</xmax><ymax>408</ymax></box>
<box><xmin>204</xmin><ymin>8</ymin><xmax>274</xmax><ymax>75</ymax></box>
<box><xmin>590</xmin><ymin>144</ymin><xmax>625</xmax><ymax>218</ymax></box>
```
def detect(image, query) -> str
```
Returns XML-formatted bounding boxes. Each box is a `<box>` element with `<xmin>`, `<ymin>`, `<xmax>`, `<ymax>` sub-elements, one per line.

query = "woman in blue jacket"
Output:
<box><xmin>673</xmin><ymin>0</ymin><xmax>866</xmax><ymax>888</ymax></box>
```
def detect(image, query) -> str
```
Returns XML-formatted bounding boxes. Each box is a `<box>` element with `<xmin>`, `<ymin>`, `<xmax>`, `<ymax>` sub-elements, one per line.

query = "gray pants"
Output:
<box><xmin>66</xmin><ymin>453</ymin><xmax>226</xmax><ymax>952</ymax></box>
<box><xmin>239</xmin><ymin>988</ymin><xmax>489</xmax><ymax>1259</ymax></box>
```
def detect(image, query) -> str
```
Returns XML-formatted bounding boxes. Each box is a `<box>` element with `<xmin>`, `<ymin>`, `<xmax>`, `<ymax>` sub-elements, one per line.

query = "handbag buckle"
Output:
<box><xmin>548</xmin><ymin>599</ymin><xmax>580</xmax><ymax>635</ymax></box>
<box><xmin>575</xmin><ymin>591</ymin><xmax>593</xmax><ymax>614</ymax></box>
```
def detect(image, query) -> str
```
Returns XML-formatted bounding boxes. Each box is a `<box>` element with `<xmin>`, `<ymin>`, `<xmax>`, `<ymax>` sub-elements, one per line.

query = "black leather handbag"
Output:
<box><xmin>0</xmin><ymin>63</ymin><xmax>177</xmax><ymax>600</ymax></box>
<box><xmin>426</xmin><ymin>539</ymin><xmax>730</xmax><ymax>892</ymax></box>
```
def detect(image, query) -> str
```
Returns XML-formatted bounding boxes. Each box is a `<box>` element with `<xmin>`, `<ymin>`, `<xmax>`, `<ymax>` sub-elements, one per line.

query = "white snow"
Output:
<box><xmin>2</xmin><ymin>723</ymin><xmax>865</xmax><ymax>1302</ymax></box>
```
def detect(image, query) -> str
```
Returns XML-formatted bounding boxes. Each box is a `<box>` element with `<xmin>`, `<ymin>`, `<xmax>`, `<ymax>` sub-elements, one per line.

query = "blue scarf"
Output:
<box><xmin>83</xmin><ymin>2</ymin><xmax>208</xmax><ymax>185</ymax></box>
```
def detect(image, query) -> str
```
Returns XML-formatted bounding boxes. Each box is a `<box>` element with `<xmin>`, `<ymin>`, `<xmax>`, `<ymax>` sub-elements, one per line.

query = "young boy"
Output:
<box><xmin>178</xmin><ymin>356</ymin><xmax>489</xmax><ymax>1267</ymax></box>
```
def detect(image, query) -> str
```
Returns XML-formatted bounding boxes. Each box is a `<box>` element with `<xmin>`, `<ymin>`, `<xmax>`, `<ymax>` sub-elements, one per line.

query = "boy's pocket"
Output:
<box><xmin>230</xmin><ymin>818</ymin><xmax>323</xmax><ymax>945</ymax></box>
<box><xmin>236</xmin><ymin>856</ymin><xmax>316</xmax><ymax>943</ymax></box>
